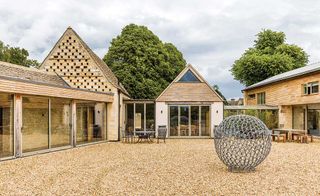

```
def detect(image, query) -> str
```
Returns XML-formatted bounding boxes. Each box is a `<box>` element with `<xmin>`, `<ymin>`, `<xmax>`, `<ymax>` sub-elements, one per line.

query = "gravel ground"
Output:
<box><xmin>1</xmin><ymin>139</ymin><xmax>320</xmax><ymax>195</ymax></box>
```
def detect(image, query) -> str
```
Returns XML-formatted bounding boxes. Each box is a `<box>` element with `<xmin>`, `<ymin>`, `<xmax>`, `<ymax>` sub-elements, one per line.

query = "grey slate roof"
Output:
<box><xmin>243</xmin><ymin>62</ymin><xmax>320</xmax><ymax>91</ymax></box>
<box><xmin>0</xmin><ymin>61</ymin><xmax>70</xmax><ymax>87</ymax></box>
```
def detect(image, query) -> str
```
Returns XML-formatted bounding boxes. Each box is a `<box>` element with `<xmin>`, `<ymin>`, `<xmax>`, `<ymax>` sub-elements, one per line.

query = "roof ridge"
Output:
<box><xmin>39</xmin><ymin>27</ymin><xmax>129</xmax><ymax>96</ymax></box>
<box><xmin>243</xmin><ymin>62</ymin><xmax>320</xmax><ymax>91</ymax></box>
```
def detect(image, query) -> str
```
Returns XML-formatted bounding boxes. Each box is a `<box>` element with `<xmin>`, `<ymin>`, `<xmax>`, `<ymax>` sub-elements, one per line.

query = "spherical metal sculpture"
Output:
<box><xmin>214</xmin><ymin>115</ymin><xmax>271</xmax><ymax>172</ymax></box>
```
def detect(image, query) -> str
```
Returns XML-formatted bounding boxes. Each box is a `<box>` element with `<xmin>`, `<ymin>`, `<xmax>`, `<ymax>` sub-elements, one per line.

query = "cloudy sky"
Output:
<box><xmin>1</xmin><ymin>0</ymin><xmax>320</xmax><ymax>99</ymax></box>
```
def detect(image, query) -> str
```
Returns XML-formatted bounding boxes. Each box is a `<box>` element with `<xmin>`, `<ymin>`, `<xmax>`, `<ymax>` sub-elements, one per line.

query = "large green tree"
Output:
<box><xmin>0</xmin><ymin>41</ymin><xmax>39</xmax><ymax>67</ymax></box>
<box><xmin>213</xmin><ymin>84</ymin><xmax>227</xmax><ymax>103</ymax></box>
<box><xmin>231</xmin><ymin>29</ymin><xmax>308</xmax><ymax>86</ymax></box>
<box><xmin>104</xmin><ymin>24</ymin><xmax>186</xmax><ymax>99</ymax></box>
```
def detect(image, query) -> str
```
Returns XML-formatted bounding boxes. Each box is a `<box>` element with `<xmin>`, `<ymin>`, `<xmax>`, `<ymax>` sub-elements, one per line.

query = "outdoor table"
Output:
<box><xmin>273</xmin><ymin>128</ymin><xmax>307</xmax><ymax>142</ymax></box>
<box><xmin>135</xmin><ymin>131</ymin><xmax>155</xmax><ymax>143</ymax></box>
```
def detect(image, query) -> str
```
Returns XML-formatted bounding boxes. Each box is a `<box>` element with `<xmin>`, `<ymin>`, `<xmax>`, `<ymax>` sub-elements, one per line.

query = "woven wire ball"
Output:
<box><xmin>214</xmin><ymin>115</ymin><xmax>272</xmax><ymax>172</ymax></box>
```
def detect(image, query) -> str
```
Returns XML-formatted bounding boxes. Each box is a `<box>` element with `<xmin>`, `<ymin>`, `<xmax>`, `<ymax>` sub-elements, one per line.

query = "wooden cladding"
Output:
<box><xmin>243</xmin><ymin>72</ymin><xmax>320</xmax><ymax>106</ymax></box>
<box><xmin>157</xmin><ymin>83</ymin><xmax>222</xmax><ymax>102</ymax></box>
<box><xmin>0</xmin><ymin>78</ymin><xmax>113</xmax><ymax>102</ymax></box>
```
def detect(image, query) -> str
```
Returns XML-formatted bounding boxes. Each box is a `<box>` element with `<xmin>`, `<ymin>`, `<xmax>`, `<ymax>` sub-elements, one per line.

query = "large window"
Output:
<box><xmin>51</xmin><ymin>98</ymin><xmax>72</xmax><ymax>148</ymax></box>
<box><xmin>76</xmin><ymin>102</ymin><xmax>106</xmax><ymax>145</ymax></box>
<box><xmin>191</xmin><ymin>106</ymin><xmax>199</xmax><ymax>136</ymax></box>
<box><xmin>169</xmin><ymin>106</ymin><xmax>178</xmax><ymax>136</ymax></box>
<box><xmin>0</xmin><ymin>93</ymin><xmax>14</xmax><ymax>158</ymax></box>
<box><xmin>135</xmin><ymin>104</ymin><xmax>144</xmax><ymax>132</ymax></box>
<box><xmin>178</xmin><ymin>70</ymin><xmax>201</xmax><ymax>82</ymax></box>
<box><xmin>126</xmin><ymin>104</ymin><xmax>134</xmax><ymax>132</ymax></box>
<box><xmin>22</xmin><ymin>96</ymin><xmax>49</xmax><ymax>153</ymax></box>
<box><xmin>125</xmin><ymin>102</ymin><xmax>155</xmax><ymax>134</ymax></box>
<box><xmin>293</xmin><ymin>106</ymin><xmax>305</xmax><ymax>130</ymax></box>
<box><xmin>146</xmin><ymin>104</ymin><xmax>155</xmax><ymax>131</ymax></box>
<box><xmin>307</xmin><ymin>109</ymin><xmax>320</xmax><ymax>136</ymax></box>
<box><xmin>201</xmin><ymin>106</ymin><xmax>210</xmax><ymax>136</ymax></box>
<box><xmin>180</xmin><ymin>106</ymin><xmax>189</xmax><ymax>136</ymax></box>
<box><xmin>169</xmin><ymin>105</ymin><xmax>211</xmax><ymax>137</ymax></box>
<box><xmin>303</xmin><ymin>82</ymin><xmax>319</xmax><ymax>95</ymax></box>
<box><xmin>257</xmin><ymin>92</ymin><xmax>266</xmax><ymax>105</ymax></box>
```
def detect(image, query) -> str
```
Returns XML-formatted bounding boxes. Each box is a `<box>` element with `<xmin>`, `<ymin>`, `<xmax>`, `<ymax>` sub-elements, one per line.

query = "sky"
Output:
<box><xmin>1</xmin><ymin>0</ymin><xmax>320</xmax><ymax>99</ymax></box>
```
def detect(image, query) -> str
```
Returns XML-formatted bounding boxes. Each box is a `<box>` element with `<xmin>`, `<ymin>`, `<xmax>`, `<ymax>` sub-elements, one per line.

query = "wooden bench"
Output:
<box><xmin>271</xmin><ymin>131</ymin><xmax>286</xmax><ymax>143</ymax></box>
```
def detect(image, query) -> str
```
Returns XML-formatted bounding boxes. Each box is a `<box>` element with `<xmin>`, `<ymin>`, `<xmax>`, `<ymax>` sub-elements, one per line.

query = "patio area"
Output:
<box><xmin>1</xmin><ymin>139</ymin><xmax>320</xmax><ymax>195</ymax></box>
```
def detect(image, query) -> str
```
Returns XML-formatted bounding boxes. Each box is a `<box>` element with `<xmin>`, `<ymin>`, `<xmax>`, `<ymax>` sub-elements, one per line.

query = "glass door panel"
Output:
<box><xmin>0</xmin><ymin>94</ymin><xmax>14</xmax><ymax>158</ymax></box>
<box><xmin>126</xmin><ymin>104</ymin><xmax>134</xmax><ymax>132</ymax></box>
<box><xmin>135</xmin><ymin>104</ymin><xmax>144</xmax><ymax>132</ymax></box>
<box><xmin>22</xmin><ymin>96</ymin><xmax>49</xmax><ymax>153</ymax></box>
<box><xmin>293</xmin><ymin>106</ymin><xmax>305</xmax><ymax>130</ymax></box>
<box><xmin>191</xmin><ymin>106</ymin><xmax>199</xmax><ymax>136</ymax></box>
<box><xmin>146</xmin><ymin>104</ymin><xmax>155</xmax><ymax>131</ymax></box>
<box><xmin>201</xmin><ymin>106</ymin><xmax>210</xmax><ymax>136</ymax></box>
<box><xmin>180</xmin><ymin>106</ymin><xmax>189</xmax><ymax>136</ymax></box>
<box><xmin>169</xmin><ymin>106</ymin><xmax>178</xmax><ymax>136</ymax></box>
<box><xmin>307</xmin><ymin>109</ymin><xmax>320</xmax><ymax>136</ymax></box>
<box><xmin>51</xmin><ymin>98</ymin><xmax>72</xmax><ymax>148</ymax></box>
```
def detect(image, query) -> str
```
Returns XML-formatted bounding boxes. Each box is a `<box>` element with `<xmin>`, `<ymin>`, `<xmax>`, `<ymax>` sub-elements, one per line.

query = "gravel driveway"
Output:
<box><xmin>0</xmin><ymin>139</ymin><xmax>320</xmax><ymax>195</ymax></box>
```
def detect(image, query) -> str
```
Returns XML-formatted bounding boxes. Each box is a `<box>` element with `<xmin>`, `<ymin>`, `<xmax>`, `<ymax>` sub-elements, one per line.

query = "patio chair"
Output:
<box><xmin>271</xmin><ymin>130</ymin><xmax>286</xmax><ymax>143</ymax></box>
<box><xmin>121</xmin><ymin>128</ymin><xmax>133</xmax><ymax>143</ymax></box>
<box><xmin>157</xmin><ymin>126</ymin><xmax>167</xmax><ymax>144</ymax></box>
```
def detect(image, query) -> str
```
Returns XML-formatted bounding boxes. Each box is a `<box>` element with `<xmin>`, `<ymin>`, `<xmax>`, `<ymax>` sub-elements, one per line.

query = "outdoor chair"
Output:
<box><xmin>121</xmin><ymin>128</ymin><xmax>134</xmax><ymax>143</ymax></box>
<box><xmin>157</xmin><ymin>126</ymin><xmax>167</xmax><ymax>143</ymax></box>
<box><xmin>271</xmin><ymin>130</ymin><xmax>286</xmax><ymax>143</ymax></box>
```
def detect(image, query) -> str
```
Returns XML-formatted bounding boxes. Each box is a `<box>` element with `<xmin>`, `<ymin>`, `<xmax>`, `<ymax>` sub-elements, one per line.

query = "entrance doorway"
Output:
<box><xmin>307</xmin><ymin>109</ymin><xmax>320</xmax><ymax>136</ymax></box>
<box><xmin>169</xmin><ymin>105</ymin><xmax>210</xmax><ymax>137</ymax></box>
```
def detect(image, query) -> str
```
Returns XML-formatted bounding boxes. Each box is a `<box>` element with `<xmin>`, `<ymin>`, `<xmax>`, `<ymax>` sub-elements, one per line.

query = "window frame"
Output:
<box><xmin>248</xmin><ymin>94</ymin><xmax>256</xmax><ymax>99</ymax></box>
<box><xmin>178</xmin><ymin>70</ymin><xmax>201</xmax><ymax>83</ymax></box>
<box><xmin>302</xmin><ymin>81</ymin><xmax>319</xmax><ymax>95</ymax></box>
<box><xmin>257</xmin><ymin>92</ymin><xmax>266</xmax><ymax>105</ymax></box>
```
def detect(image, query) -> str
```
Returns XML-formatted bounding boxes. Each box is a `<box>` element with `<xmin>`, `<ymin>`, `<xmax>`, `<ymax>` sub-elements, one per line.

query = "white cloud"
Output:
<box><xmin>0</xmin><ymin>0</ymin><xmax>320</xmax><ymax>98</ymax></box>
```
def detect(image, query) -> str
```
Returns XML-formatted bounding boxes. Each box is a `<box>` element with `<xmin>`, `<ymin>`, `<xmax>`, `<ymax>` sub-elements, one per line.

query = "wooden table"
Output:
<box><xmin>272</xmin><ymin>129</ymin><xmax>306</xmax><ymax>142</ymax></box>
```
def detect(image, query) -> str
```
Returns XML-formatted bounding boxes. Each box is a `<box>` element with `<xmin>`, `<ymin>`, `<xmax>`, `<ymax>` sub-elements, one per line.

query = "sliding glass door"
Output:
<box><xmin>125</xmin><ymin>102</ymin><xmax>155</xmax><ymax>135</ymax></box>
<box><xmin>201</xmin><ymin>106</ymin><xmax>210</xmax><ymax>136</ymax></box>
<box><xmin>180</xmin><ymin>106</ymin><xmax>189</xmax><ymax>136</ymax></box>
<box><xmin>191</xmin><ymin>106</ymin><xmax>199</xmax><ymax>136</ymax></box>
<box><xmin>307</xmin><ymin>109</ymin><xmax>320</xmax><ymax>136</ymax></box>
<box><xmin>22</xmin><ymin>96</ymin><xmax>49</xmax><ymax>153</ymax></box>
<box><xmin>76</xmin><ymin>101</ymin><xmax>106</xmax><ymax>145</ymax></box>
<box><xmin>169</xmin><ymin>105</ymin><xmax>210</xmax><ymax>137</ymax></box>
<box><xmin>169</xmin><ymin>106</ymin><xmax>178</xmax><ymax>136</ymax></box>
<box><xmin>0</xmin><ymin>93</ymin><xmax>14</xmax><ymax>158</ymax></box>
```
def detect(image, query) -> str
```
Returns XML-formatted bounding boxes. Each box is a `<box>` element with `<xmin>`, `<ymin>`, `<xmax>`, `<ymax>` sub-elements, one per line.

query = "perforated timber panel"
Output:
<box><xmin>43</xmin><ymin>32</ymin><xmax>113</xmax><ymax>93</ymax></box>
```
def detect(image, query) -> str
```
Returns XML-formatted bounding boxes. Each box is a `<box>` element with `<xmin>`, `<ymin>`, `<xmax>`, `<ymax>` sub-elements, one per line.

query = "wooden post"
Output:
<box><xmin>71</xmin><ymin>100</ymin><xmax>76</xmax><ymax>147</ymax></box>
<box><xmin>14</xmin><ymin>94</ymin><xmax>22</xmax><ymax>157</ymax></box>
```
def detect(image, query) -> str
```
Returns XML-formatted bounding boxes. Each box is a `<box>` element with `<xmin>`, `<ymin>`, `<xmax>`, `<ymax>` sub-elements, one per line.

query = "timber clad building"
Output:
<box><xmin>243</xmin><ymin>62</ymin><xmax>320</xmax><ymax>136</ymax></box>
<box><xmin>0</xmin><ymin>27</ymin><xmax>223</xmax><ymax>160</ymax></box>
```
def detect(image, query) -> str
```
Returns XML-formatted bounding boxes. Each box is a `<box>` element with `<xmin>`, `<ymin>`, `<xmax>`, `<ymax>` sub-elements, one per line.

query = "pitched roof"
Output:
<box><xmin>40</xmin><ymin>27</ymin><xmax>129</xmax><ymax>96</ymax></box>
<box><xmin>156</xmin><ymin>64</ymin><xmax>224</xmax><ymax>102</ymax></box>
<box><xmin>243</xmin><ymin>62</ymin><xmax>320</xmax><ymax>91</ymax></box>
<box><xmin>0</xmin><ymin>61</ymin><xmax>69</xmax><ymax>87</ymax></box>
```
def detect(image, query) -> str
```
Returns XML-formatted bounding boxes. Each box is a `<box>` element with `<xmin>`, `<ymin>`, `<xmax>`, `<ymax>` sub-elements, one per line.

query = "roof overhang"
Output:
<box><xmin>0</xmin><ymin>76</ymin><xmax>114</xmax><ymax>102</ymax></box>
<box><xmin>242</xmin><ymin>64</ymin><xmax>320</xmax><ymax>92</ymax></box>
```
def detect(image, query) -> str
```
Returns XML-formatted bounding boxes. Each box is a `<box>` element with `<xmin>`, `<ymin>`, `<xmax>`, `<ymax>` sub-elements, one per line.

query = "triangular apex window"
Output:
<box><xmin>178</xmin><ymin>70</ymin><xmax>201</xmax><ymax>82</ymax></box>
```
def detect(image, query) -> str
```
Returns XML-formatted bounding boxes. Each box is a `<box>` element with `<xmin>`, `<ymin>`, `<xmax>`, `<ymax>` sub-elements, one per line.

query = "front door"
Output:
<box><xmin>168</xmin><ymin>105</ymin><xmax>210</xmax><ymax>137</ymax></box>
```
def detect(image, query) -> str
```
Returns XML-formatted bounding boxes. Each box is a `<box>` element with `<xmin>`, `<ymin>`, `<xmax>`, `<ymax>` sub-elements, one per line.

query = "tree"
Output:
<box><xmin>104</xmin><ymin>24</ymin><xmax>186</xmax><ymax>99</ymax></box>
<box><xmin>0</xmin><ymin>41</ymin><xmax>39</xmax><ymax>67</ymax></box>
<box><xmin>231</xmin><ymin>29</ymin><xmax>308</xmax><ymax>86</ymax></box>
<box><xmin>213</xmin><ymin>84</ymin><xmax>227</xmax><ymax>103</ymax></box>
